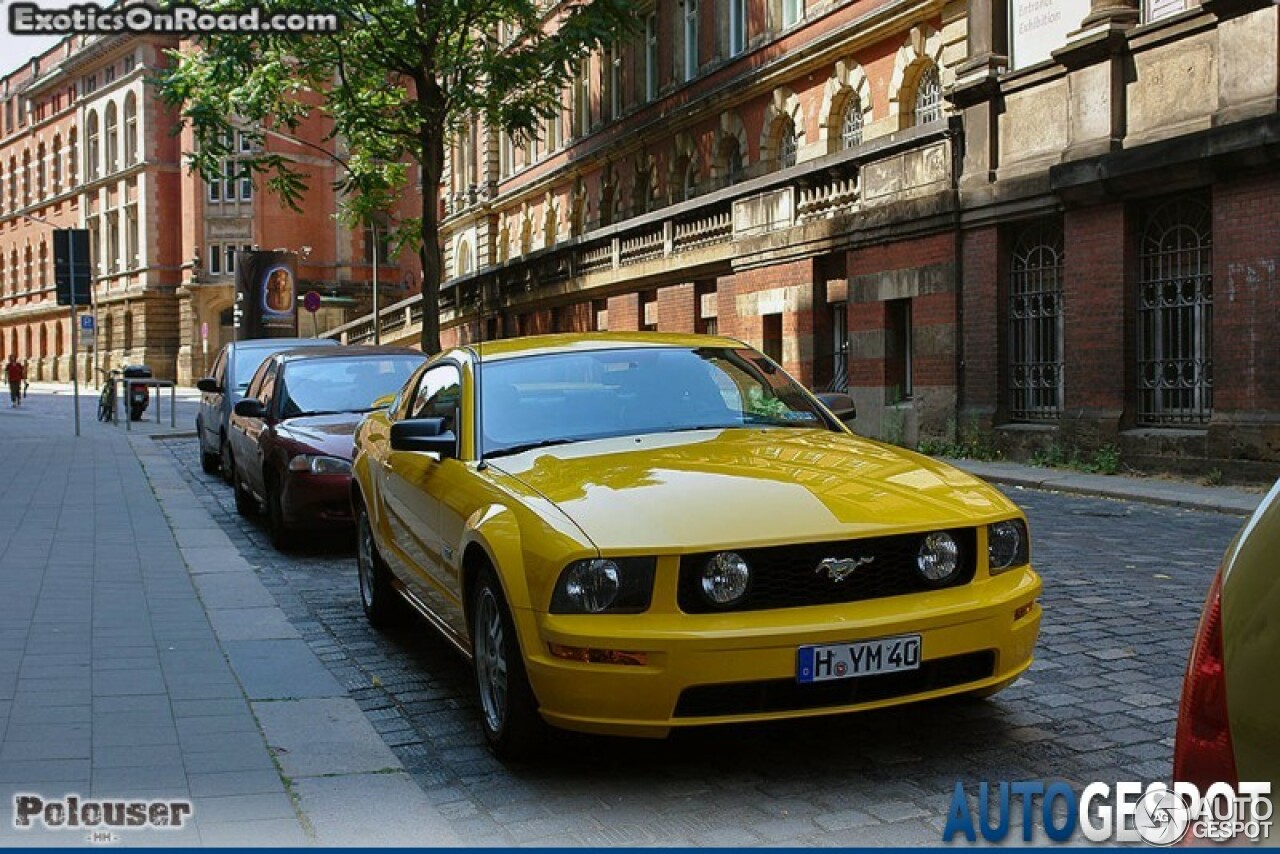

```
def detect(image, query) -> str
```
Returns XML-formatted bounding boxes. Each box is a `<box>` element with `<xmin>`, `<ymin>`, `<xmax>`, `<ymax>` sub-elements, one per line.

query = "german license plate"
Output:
<box><xmin>797</xmin><ymin>634</ymin><xmax>922</xmax><ymax>683</ymax></box>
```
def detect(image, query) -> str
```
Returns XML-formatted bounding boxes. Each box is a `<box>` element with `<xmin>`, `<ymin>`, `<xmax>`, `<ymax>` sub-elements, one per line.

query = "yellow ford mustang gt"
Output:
<box><xmin>350</xmin><ymin>332</ymin><xmax>1041</xmax><ymax>758</ymax></box>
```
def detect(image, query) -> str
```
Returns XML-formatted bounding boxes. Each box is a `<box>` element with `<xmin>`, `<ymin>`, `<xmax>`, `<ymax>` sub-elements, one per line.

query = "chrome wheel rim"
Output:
<box><xmin>357</xmin><ymin>514</ymin><xmax>375</xmax><ymax>610</ymax></box>
<box><xmin>474</xmin><ymin>588</ymin><xmax>508</xmax><ymax>735</ymax></box>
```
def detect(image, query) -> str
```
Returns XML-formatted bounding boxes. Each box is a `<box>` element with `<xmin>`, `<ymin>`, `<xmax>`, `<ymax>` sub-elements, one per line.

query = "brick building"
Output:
<box><xmin>0</xmin><ymin>34</ymin><xmax>419</xmax><ymax>386</ymax></box>
<box><xmin>341</xmin><ymin>0</ymin><xmax>1277</xmax><ymax>477</ymax></box>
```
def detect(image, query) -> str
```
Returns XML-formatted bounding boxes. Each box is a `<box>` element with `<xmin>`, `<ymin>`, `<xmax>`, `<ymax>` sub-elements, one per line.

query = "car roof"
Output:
<box><xmin>271</xmin><ymin>345</ymin><xmax>424</xmax><ymax>363</ymax></box>
<box><xmin>231</xmin><ymin>337</ymin><xmax>338</xmax><ymax>353</ymax></box>
<box><xmin>466</xmin><ymin>332</ymin><xmax>745</xmax><ymax>361</ymax></box>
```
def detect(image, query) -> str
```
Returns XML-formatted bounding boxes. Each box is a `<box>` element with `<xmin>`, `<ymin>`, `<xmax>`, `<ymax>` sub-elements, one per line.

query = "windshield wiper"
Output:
<box><xmin>287</xmin><ymin>409</ymin><xmax>347</xmax><ymax>418</ymax></box>
<box><xmin>484</xmin><ymin>438</ymin><xmax>577</xmax><ymax>459</ymax></box>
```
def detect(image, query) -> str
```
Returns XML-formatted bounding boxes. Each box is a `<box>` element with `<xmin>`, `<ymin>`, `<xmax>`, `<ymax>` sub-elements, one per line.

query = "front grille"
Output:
<box><xmin>677</xmin><ymin>528</ymin><xmax>977</xmax><ymax>613</ymax></box>
<box><xmin>673</xmin><ymin>651</ymin><xmax>995</xmax><ymax>718</ymax></box>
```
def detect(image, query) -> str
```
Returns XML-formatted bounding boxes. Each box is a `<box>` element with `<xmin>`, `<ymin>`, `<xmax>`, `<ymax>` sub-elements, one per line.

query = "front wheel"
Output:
<box><xmin>356</xmin><ymin>504</ymin><xmax>407</xmax><ymax>628</ymax></box>
<box><xmin>230</xmin><ymin>451</ymin><xmax>257</xmax><ymax>517</ymax></box>
<box><xmin>265</xmin><ymin>476</ymin><xmax>296</xmax><ymax>551</ymax></box>
<box><xmin>471</xmin><ymin>568</ymin><xmax>546</xmax><ymax>761</ymax></box>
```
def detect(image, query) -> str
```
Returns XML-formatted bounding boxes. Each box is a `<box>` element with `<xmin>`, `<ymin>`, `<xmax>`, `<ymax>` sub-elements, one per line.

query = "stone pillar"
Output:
<box><xmin>951</xmin><ymin>0</ymin><xmax>1007</xmax><ymax>194</ymax></box>
<box><xmin>1079</xmin><ymin>0</ymin><xmax>1139</xmax><ymax>31</ymax></box>
<box><xmin>1053</xmin><ymin>0</ymin><xmax>1138</xmax><ymax>159</ymax></box>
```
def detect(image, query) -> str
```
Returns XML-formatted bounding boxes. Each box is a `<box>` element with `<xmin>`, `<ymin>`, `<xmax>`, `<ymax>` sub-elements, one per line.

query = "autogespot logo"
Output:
<box><xmin>942</xmin><ymin>780</ymin><xmax>1273</xmax><ymax>845</ymax></box>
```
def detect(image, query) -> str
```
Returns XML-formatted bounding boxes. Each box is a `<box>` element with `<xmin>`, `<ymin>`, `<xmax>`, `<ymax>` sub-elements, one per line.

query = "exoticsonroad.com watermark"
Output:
<box><xmin>8</xmin><ymin>2</ymin><xmax>340</xmax><ymax>36</ymax></box>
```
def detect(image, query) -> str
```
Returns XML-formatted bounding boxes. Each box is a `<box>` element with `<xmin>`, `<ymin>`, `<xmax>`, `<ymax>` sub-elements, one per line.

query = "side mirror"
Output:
<box><xmin>391</xmin><ymin>418</ymin><xmax>458</xmax><ymax>458</ymax></box>
<box><xmin>233</xmin><ymin>398</ymin><xmax>268</xmax><ymax>419</ymax></box>
<box><xmin>816</xmin><ymin>392</ymin><xmax>857</xmax><ymax>422</ymax></box>
<box><xmin>196</xmin><ymin>377</ymin><xmax>221</xmax><ymax>394</ymax></box>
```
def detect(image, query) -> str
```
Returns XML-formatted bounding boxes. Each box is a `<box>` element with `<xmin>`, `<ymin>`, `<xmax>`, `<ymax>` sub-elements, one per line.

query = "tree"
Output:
<box><xmin>159</xmin><ymin>0</ymin><xmax>636</xmax><ymax>354</ymax></box>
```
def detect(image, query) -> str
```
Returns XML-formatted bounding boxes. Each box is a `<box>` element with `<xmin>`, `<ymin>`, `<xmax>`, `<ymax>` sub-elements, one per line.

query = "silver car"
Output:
<box><xmin>195</xmin><ymin>337</ymin><xmax>338</xmax><ymax>478</ymax></box>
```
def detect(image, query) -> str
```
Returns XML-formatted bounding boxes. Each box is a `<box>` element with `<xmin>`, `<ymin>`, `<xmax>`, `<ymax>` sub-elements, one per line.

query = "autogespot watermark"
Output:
<box><xmin>8</xmin><ymin>2</ymin><xmax>340</xmax><ymax>37</ymax></box>
<box><xmin>943</xmin><ymin>780</ymin><xmax>1273</xmax><ymax>845</ymax></box>
<box><xmin>12</xmin><ymin>794</ymin><xmax>193</xmax><ymax>845</ymax></box>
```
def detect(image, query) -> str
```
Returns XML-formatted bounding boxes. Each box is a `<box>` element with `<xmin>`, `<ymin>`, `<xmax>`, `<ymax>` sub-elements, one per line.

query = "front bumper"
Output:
<box><xmin>281</xmin><ymin>472</ymin><xmax>355</xmax><ymax>527</ymax></box>
<box><xmin>517</xmin><ymin>565</ymin><xmax>1041</xmax><ymax>737</ymax></box>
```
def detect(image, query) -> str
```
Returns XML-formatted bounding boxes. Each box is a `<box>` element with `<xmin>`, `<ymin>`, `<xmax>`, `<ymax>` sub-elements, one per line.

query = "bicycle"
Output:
<box><xmin>97</xmin><ymin>368</ymin><xmax>120</xmax><ymax>423</ymax></box>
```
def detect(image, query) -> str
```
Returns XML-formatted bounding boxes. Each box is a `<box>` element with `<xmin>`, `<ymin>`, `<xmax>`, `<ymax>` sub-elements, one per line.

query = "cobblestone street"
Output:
<box><xmin>160</xmin><ymin>436</ymin><xmax>1244</xmax><ymax>846</ymax></box>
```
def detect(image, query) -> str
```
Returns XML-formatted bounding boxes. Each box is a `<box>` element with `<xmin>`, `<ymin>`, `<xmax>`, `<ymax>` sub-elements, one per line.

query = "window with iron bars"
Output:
<box><xmin>1137</xmin><ymin>193</ymin><xmax>1213</xmax><ymax>425</ymax></box>
<box><xmin>1008</xmin><ymin>220</ymin><xmax>1065</xmax><ymax>421</ymax></box>
<box><xmin>913</xmin><ymin>64</ymin><xmax>942</xmax><ymax>126</ymax></box>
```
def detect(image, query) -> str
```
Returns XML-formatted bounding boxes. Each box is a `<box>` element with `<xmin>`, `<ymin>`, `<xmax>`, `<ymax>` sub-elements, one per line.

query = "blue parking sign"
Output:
<box><xmin>80</xmin><ymin>315</ymin><xmax>95</xmax><ymax>332</ymax></box>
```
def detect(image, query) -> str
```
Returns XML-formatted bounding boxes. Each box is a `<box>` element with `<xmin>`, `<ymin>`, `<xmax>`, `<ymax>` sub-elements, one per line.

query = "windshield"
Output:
<box><xmin>278</xmin><ymin>355</ymin><xmax>423</xmax><ymax>418</ymax></box>
<box><xmin>480</xmin><ymin>346</ymin><xmax>832</xmax><ymax>458</ymax></box>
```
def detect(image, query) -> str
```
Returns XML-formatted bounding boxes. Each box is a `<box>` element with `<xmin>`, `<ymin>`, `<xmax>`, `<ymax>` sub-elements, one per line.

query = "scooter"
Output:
<box><xmin>123</xmin><ymin>364</ymin><xmax>152</xmax><ymax>421</ymax></box>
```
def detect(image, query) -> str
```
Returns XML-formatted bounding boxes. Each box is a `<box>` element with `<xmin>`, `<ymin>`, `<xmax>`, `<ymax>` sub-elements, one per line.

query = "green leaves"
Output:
<box><xmin>156</xmin><ymin>0</ymin><xmax>638</xmax><ymax>351</ymax></box>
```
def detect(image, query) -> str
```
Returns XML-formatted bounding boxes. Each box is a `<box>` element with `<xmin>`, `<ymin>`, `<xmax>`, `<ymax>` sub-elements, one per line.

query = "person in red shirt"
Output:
<box><xmin>6</xmin><ymin>354</ymin><xmax>24</xmax><ymax>407</ymax></box>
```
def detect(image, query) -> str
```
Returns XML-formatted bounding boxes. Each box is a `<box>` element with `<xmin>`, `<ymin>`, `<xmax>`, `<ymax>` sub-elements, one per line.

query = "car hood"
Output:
<box><xmin>277</xmin><ymin>412</ymin><xmax>363</xmax><ymax>460</ymax></box>
<box><xmin>491</xmin><ymin>428</ymin><xmax>1021</xmax><ymax>552</ymax></box>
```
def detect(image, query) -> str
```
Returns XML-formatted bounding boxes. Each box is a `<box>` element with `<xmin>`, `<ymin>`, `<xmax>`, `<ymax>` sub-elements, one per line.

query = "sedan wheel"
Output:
<box><xmin>470</xmin><ymin>568</ymin><xmax>545</xmax><ymax>760</ymax></box>
<box><xmin>219</xmin><ymin>436</ymin><xmax>234</xmax><ymax>484</ymax></box>
<box><xmin>356</xmin><ymin>505</ymin><xmax>406</xmax><ymax>628</ymax></box>
<box><xmin>231</xmin><ymin>453</ymin><xmax>257</xmax><ymax>517</ymax></box>
<box><xmin>266</xmin><ymin>477</ymin><xmax>296</xmax><ymax>552</ymax></box>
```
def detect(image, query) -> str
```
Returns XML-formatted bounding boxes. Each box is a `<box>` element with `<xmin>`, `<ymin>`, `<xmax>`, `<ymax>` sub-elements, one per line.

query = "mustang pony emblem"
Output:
<box><xmin>816</xmin><ymin>555</ymin><xmax>875</xmax><ymax>583</ymax></box>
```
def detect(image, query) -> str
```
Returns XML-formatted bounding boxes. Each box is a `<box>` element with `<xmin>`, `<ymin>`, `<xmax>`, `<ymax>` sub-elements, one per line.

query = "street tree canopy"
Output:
<box><xmin>159</xmin><ymin>0</ymin><xmax>637</xmax><ymax>354</ymax></box>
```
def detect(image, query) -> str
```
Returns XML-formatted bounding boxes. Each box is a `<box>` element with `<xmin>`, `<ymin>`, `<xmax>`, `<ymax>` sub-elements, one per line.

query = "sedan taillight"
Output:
<box><xmin>1173</xmin><ymin>563</ymin><xmax>1238</xmax><ymax>789</ymax></box>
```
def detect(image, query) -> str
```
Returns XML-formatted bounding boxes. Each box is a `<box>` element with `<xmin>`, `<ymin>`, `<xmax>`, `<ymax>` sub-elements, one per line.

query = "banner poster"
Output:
<box><xmin>235</xmin><ymin>250</ymin><xmax>298</xmax><ymax>339</ymax></box>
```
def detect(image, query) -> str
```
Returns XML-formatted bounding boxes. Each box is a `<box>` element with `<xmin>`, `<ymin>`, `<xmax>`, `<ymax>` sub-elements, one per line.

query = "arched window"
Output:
<box><xmin>683</xmin><ymin>157</ymin><xmax>698</xmax><ymax>201</ymax></box>
<box><xmin>840</xmin><ymin>94</ymin><xmax>864</xmax><ymax>149</ymax></box>
<box><xmin>37</xmin><ymin>241</ymin><xmax>48</xmax><ymax>290</ymax></box>
<box><xmin>777</xmin><ymin>116</ymin><xmax>797</xmax><ymax>169</ymax></box>
<box><xmin>36</xmin><ymin>143</ymin><xmax>46</xmax><ymax>201</ymax></box>
<box><xmin>39</xmin><ymin>324</ymin><xmax>48</xmax><ymax>358</ymax></box>
<box><xmin>455</xmin><ymin>241</ymin><xmax>473</xmax><ymax>277</ymax></box>
<box><xmin>9</xmin><ymin>250</ymin><xmax>17</xmax><ymax>294</ymax></box>
<box><xmin>7</xmin><ymin>157</ymin><xmax>15</xmax><ymax>210</ymax></box>
<box><xmin>123</xmin><ymin>309</ymin><xmax>134</xmax><ymax>352</ymax></box>
<box><xmin>1138</xmin><ymin>194</ymin><xmax>1213</xmax><ymax>425</ymax></box>
<box><xmin>51</xmin><ymin>136</ymin><xmax>61</xmax><ymax>193</ymax></box>
<box><xmin>913</xmin><ymin>64</ymin><xmax>942</xmax><ymax>126</ymax></box>
<box><xmin>0</xmin><ymin>252</ymin><xmax>5</xmax><ymax>296</ymax></box>
<box><xmin>21</xmin><ymin>150</ymin><xmax>31</xmax><ymax>206</ymax></box>
<box><xmin>104</xmin><ymin>102</ymin><xmax>119</xmax><ymax>174</ymax></box>
<box><xmin>86</xmin><ymin>111</ymin><xmax>100</xmax><ymax>181</ymax></box>
<box><xmin>1008</xmin><ymin>220</ymin><xmax>1065</xmax><ymax>422</ymax></box>
<box><xmin>123</xmin><ymin>93</ymin><xmax>138</xmax><ymax>165</ymax></box>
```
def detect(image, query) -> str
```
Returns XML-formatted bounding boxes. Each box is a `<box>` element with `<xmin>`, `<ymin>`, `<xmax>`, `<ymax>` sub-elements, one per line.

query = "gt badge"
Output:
<box><xmin>816</xmin><ymin>555</ymin><xmax>875</xmax><ymax>583</ymax></box>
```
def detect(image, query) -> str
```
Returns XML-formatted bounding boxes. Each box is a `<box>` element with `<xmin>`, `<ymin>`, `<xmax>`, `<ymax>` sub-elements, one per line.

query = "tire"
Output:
<box><xmin>219</xmin><ymin>435</ymin><xmax>234</xmax><ymax>484</ymax></box>
<box><xmin>356</xmin><ymin>503</ymin><xmax>407</xmax><ymax>628</ymax></box>
<box><xmin>471</xmin><ymin>566</ymin><xmax>546</xmax><ymax>761</ymax></box>
<box><xmin>198</xmin><ymin>422</ymin><xmax>221</xmax><ymax>474</ymax></box>
<box><xmin>265</xmin><ymin>475</ymin><xmax>296</xmax><ymax>552</ymax></box>
<box><xmin>231</xmin><ymin>451</ymin><xmax>258</xmax><ymax>517</ymax></box>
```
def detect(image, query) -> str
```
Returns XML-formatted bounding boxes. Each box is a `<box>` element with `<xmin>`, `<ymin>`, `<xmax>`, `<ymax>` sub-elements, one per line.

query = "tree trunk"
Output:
<box><xmin>417</xmin><ymin>84</ymin><xmax>447</xmax><ymax>355</ymax></box>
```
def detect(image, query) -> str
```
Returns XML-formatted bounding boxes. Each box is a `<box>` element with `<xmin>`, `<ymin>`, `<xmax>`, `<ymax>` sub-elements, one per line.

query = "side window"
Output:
<box><xmin>408</xmin><ymin>363</ymin><xmax>462</xmax><ymax>433</ymax></box>
<box><xmin>257</xmin><ymin>362</ymin><xmax>280</xmax><ymax>412</ymax></box>
<box><xmin>210</xmin><ymin>348</ymin><xmax>228</xmax><ymax>388</ymax></box>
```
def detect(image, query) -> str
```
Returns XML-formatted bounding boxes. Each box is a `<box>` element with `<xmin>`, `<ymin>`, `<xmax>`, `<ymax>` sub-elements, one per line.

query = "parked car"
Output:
<box><xmin>227</xmin><ymin>346</ymin><xmax>426</xmax><ymax>549</ymax></box>
<box><xmin>350</xmin><ymin>332</ymin><xmax>1042</xmax><ymax>759</ymax></box>
<box><xmin>1174</xmin><ymin>479</ymin><xmax>1280</xmax><ymax>794</ymax></box>
<box><xmin>196</xmin><ymin>337</ymin><xmax>339</xmax><ymax>478</ymax></box>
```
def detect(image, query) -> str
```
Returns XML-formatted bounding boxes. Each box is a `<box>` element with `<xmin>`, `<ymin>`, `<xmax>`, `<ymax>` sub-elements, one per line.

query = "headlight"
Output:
<box><xmin>988</xmin><ymin>519</ymin><xmax>1030</xmax><ymax>573</ymax></box>
<box><xmin>701</xmin><ymin>551</ymin><xmax>751</xmax><ymax>607</ymax></box>
<box><xmin>287</xmin><ymin>454</ymin><xmax>352</xmax><ymax>475</ymax></box>
<box><xmin>916</xmin><ymin>531</ymin><xmax>960</xmax><ymax>584</ymax></box>
<box><xmin>550</xmin><ymin>558</ymin><xmax>656</xmax><ymax>614</ymax></box>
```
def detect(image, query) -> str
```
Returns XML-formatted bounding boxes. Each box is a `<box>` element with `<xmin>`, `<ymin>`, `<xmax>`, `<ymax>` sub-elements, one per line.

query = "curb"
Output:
<box><xmin>943</xmin><ymin>460</ymin><xmax>1262</xmax><ymax>517</ymax></box>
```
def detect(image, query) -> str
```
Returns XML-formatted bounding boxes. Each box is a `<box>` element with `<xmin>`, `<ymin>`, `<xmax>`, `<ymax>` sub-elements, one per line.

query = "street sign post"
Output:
<box><xmin>53</xmin><ymin>228</ymin><xmax>91</xmax><ymax>437</ymax></box>
<box><xmin>303</xmin><ymin>290</ymin><xmax>322</xmax><ymax>337</ymax></box>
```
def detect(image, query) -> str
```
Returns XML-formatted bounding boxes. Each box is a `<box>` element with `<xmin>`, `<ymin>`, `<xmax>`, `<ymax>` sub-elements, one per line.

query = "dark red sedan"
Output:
<box><xmin>226</xmin><ymin>345</ymin><xmax>425</xmax><ymax>549</ymax></box>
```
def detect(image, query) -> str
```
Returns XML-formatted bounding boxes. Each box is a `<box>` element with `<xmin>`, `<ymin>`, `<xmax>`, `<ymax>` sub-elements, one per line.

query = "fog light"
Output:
<box><xmin>916</xmin><ymin>532</ymin><xmax>960</xmax><ymax>584</ymax></box>
<box><xmin>701</xmin><ymin>552</ymin><xmax>751</xmax><ymax>606</ymax></box>
<box><xmin>547</xmin><ymin>644</ymin><xmax>648</xmax><ymax>666</ymax></box>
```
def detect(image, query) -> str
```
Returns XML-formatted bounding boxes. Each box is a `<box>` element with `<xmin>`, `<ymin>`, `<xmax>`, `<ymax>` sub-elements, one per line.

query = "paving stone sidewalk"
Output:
<box><xmin>0</xmin><ymin>393</ymin><xmax>458</xmax><ymax>847</ymax></box>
